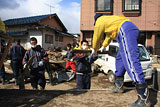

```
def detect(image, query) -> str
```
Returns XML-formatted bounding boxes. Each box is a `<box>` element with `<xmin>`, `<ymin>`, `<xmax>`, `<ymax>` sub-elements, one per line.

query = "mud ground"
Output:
<box><xmin>0</xmin><ymin>70</ymin><xmax>160</xmax><ymax>107</ymax></box>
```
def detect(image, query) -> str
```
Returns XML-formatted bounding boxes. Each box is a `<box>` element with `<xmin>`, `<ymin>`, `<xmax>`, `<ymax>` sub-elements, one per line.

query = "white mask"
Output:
<box><xmin>31</xmin><ymin>45</ymin><xmax>37</xmax><ymax>48</ymax></box>
<box><xmin>82</xmin><ymin>46</ymin><xmax>88</xmax><ymax>50</ymax></box>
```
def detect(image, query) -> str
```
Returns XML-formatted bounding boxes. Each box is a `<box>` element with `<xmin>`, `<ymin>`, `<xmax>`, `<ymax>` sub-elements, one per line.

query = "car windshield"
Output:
<box><xmin>102</xmin><ymin>44</ymin><xmax>150</xmax><ymax>61</ymax></box>
<box><xmin>108</xmin><ymin>45</ymin><xmax>150</xmax><ymax>61</ymax></box>
<box><xmin>138</xmin><ymin>46</ymin><xmax>150</xmax><ymax>61</ymax></box>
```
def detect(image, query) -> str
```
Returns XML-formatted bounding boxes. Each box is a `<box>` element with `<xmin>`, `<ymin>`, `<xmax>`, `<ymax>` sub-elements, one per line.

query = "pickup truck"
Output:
<box><xmin>92</xmin><ymin>42</ymin><xmax>152</xmax><ymax>83</ymax></box>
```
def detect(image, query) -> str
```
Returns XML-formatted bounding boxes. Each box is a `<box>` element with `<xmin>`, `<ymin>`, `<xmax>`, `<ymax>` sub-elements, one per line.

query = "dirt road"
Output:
<box><xmin>0</xmin><ymin>72</ymin><xmax>160</xmax><ymax>107</ymax></box>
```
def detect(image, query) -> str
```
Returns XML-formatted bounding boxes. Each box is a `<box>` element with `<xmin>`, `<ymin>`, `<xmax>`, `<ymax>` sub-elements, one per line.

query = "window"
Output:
<box><xmin>55</xmin><ymin>32</ymin><xmax>59</xmax><ymax>41</ymax></box>
<box><xmin>95</xmin><ymin>0</ymin><xmax>113</xmax><ymax>12</ymax></box>
<box><xmin>59</xmin><ymin>36</ymin><xmax>63</xmax><ymax>42</ymax></box>
<box><xmin>138</xmin><ymin>46</ymin><xmax>150</xmax><ymax>61</ymax></box>
<box><xmin>45</xmin><ymin>34</ymin><xmax>53</xmax><ymax>44</ymax></box>
<box><xmin>109</xmin><ymin>45</ymin><xmax>118</xmax><ymax>57</ymax></box>
<box><xmin>123</xmin><ymin>0</ymin><xmax>141</xmax><ymax>11</ymax></box>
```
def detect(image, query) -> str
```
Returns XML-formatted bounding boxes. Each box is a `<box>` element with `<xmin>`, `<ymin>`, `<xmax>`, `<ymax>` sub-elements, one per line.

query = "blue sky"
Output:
<box><xmin>60</xmin><ymin>0</ymin><xmax>80</xmax><ymax>6</ymax></box>
<box><xmin>0</xmin><ymin>0</ymin><xmax>81</xmax><ymax>33</ymax></box>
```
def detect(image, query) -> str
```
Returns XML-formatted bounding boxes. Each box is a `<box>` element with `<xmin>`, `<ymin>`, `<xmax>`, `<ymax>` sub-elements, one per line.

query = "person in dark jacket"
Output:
<box><xmin>63</xmin><ymin>43</ymin><xmax>76</xmax><ymax>73</ymax></box>
<box><xmin>0</xmin><ymin>39</ymin><xmax>6</xmax><ymax>84</ymax></box>
<box><xmin>63</xmin><ymin>43</ymin><xmax>76</xmax><ymax>81</ymax></box>
<box><xmin>23</xmin><ymin>37</ymin><xmax>48</xmax><ymax>90</ymax></box>
<box><xmin>74</xmin><ymin>40</ymin><xmax>97</xmax><ymax>90</ymax></box>
<box><xmin>9</xmin><ymin>39</ymin><xmax>26</xmax><ymax>85</ymax></box>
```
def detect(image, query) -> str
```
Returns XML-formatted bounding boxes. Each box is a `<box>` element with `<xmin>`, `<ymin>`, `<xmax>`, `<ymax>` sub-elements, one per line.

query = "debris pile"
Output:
<box><xmin>4</xmin><ymin>60</ymin><xmax>12</xmax><ymax>73</ymax></box>
<box><xmin>151</xmin><ymin>55</ymin><xmax>160</xmax><ymax>64</ymax></box>
<box><xmin>47</xmin><ymin>47</ymin><xmax>65</xmax><ymax>62</ymax></box>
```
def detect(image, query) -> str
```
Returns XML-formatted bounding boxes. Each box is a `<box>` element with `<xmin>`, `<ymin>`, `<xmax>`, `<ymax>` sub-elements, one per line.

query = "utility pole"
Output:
<box><xmin>44</xmin><ymin>3</ymin><xmax>55</xmax><ymax>14</ymax></box>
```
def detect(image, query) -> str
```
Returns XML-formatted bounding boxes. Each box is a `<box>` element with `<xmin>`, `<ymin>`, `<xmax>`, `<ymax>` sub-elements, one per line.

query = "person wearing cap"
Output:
<box><xmin>9</xmin><ymin>39</ymin><xmax>26</xmax><ymax>85</ymax></box>
<box><xmin>92</xmin><ymin>13</ymin><xmax>150</xmax><ymax>107</ymax></box>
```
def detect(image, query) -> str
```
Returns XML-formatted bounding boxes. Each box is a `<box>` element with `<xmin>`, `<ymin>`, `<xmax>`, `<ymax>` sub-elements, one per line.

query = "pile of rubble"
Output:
<box><xmin>151</xmin><ymin>55</ymin><xmax>160</xmax><ymax>64</ymax></box>
<box><xmin>47</xmin><ymin>47</ymin><xmax>66</xmax><ymax>62</ymax></box>
<box><xmin>4</xmin><ymin>60</ymin><xmax>12</xmax><ymax>73</ymax></box>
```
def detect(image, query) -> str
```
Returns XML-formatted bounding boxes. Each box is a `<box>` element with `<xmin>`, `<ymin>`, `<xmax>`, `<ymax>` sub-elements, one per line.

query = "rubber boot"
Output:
<box><xmin>108</xmin><ymin>76</ymin><xmax>124</xmax><ymax>93</ymax></box>
<box><xmin>15</xmin><ymin>78</ymin><xmax>19</xmax><ymax>85</ymax></box>
<box><xmin>129</xmin><ymin>83</ymin><xmax>150</xmax><ymax>107</ymax></box>
<box><xmin>40</xmin><ymin>86</ymin><xmax>45</xmax><ymax>90</ymax></box>
<box><xmin>67</xmin><ymin>72</ymin><xmax>75</xmax><ymax>82</ymax></box>
<box><xmin>48</xmin><ymin>72</ymin><xmax>54</xmax><ymax>86</ymax></box>
<box><xmin>18</xmin><ymin>72</ymin><xmax>25</xmax><ymax>90</ymax></box>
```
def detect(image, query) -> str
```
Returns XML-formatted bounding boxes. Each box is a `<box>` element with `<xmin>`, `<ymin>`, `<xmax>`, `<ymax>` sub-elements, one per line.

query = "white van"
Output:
<box><xmin>93</xmin><ymin>42</ymin><xmax>152</xmax><ymax>83</ymax></box>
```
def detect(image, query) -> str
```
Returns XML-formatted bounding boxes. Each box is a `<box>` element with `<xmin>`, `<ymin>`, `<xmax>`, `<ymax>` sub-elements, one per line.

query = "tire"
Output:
<box><xmin>107</xmin><ymin>71</ymin><xmax>115</xmax><ymax>83</ymax></box>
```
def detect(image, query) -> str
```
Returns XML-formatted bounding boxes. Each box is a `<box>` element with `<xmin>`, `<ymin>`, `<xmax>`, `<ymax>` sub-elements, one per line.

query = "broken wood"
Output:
<box><xmin>0</xmin><ymin>33</ymin><xmax>13</xmax><ymax>70</ymax></box>
<box><xmin>23</xmin><ymin>56</ymin><xmax>35</xmax><ymax>71</ymax></box>
<box><xmin>18</xmin><ymin>56</ymin><xmax>35</xmax><ymax>90</ymax></box>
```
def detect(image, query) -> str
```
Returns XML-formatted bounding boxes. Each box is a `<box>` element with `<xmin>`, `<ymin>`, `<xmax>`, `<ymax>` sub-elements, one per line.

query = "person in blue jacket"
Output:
<box><xmin>23</xmin><ymin>37</ymin><xmax>48</xmax><ymax>90</ymax></box>
<box><xmin>74</xmin><ymin>40</ymin><xmax>97</xmax><ymax>90</ymax></box>
<box><xmin>9</xmin><ymin>39</ymin><xmax>26</xmax><ymax>85</ymax></box>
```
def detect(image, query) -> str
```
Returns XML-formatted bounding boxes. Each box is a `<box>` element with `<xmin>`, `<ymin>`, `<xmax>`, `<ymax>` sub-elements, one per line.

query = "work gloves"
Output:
<box><xmin>70</xmin><ymin>59</ymin><xmax>73</xmax><ymax>61</ymax></box>
<box><xmin>38</xmin><ymin>61</ymin><xmax>44</xmax><ymax>67</ymax></box>
<box><xmin>99</xmin><ymin>46</ymin><xmax>105</xmax><ymax>52</ymax></box>
<box><xmin>90</xmin><ymin>48</ymin><xmax>96</xmax><ymax>56</ymax></box>
<box><xmin>23</xmin><ymin>63</ymin><xmax>27</xmax><ymax>69</ymax></box>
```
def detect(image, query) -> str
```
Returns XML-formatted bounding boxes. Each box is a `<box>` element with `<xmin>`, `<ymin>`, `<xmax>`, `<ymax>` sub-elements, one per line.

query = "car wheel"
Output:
<box><xmin>107</xmin><ymin>71</ymin><xmax>115</xmax><ymax>83</ymax></box>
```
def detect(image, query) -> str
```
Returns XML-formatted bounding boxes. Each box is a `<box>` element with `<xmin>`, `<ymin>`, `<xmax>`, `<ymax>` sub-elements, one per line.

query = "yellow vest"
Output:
<box><xmin>92</xmin><ymin>15</ymin><xmax>131</xmax><ymax>50</ymax></box>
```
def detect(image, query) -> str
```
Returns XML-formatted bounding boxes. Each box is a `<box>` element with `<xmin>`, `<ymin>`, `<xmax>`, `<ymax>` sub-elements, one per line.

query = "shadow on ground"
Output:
<box><xmin>0</xmin><ymin>88</ymin><xmax>87</xmax><ymax>107</ymax></box>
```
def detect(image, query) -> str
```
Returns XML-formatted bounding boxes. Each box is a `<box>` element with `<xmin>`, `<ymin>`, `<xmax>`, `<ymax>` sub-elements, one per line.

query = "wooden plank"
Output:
<box><xmin>70</xmin><ymin>49</ymin><xmax>109</xmax><ymax>54</ymax></box>
<box><xmin>18</xmin><ymin>56</ymin><xmax>35</xmax><ymax>90</ymax></box>
<box><xmin>23</xmin><ymin>56</ymin><xmax>35</xmax><ymax>71</ymax></box>
<box><xmin>0</xmin><ymin>33</ymin><xmax>13</xmax><ymax>70</ymax></box>
<box><xmin>49</xmin><ymin>60</ymin><xmax>65</xmax><ymax>64</ymax></box>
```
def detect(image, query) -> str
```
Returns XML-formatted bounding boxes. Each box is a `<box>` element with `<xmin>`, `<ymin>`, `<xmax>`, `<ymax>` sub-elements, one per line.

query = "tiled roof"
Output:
<box><xmin>4</xmin><ymin>14</ymin><xmax>55</xmax><ymax>25</ymax></box>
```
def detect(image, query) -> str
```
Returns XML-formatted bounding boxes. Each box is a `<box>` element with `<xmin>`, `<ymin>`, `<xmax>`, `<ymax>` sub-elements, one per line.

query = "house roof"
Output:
<box><xmin>4</xmin><ymin>13</ymin><xmax>67</xmax><ymax>32</ymax></box>
<box><xmin>4</xmin><ymin>14</ymin><xmax>54</xmax><ymax>25</ymax></box>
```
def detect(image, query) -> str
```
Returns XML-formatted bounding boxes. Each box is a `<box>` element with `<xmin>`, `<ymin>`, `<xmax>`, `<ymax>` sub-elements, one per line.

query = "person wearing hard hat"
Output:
<box><xmin>91</xmin><ymin>13</ymin><xmax>150</xmax><ymax>107</ymax></box>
